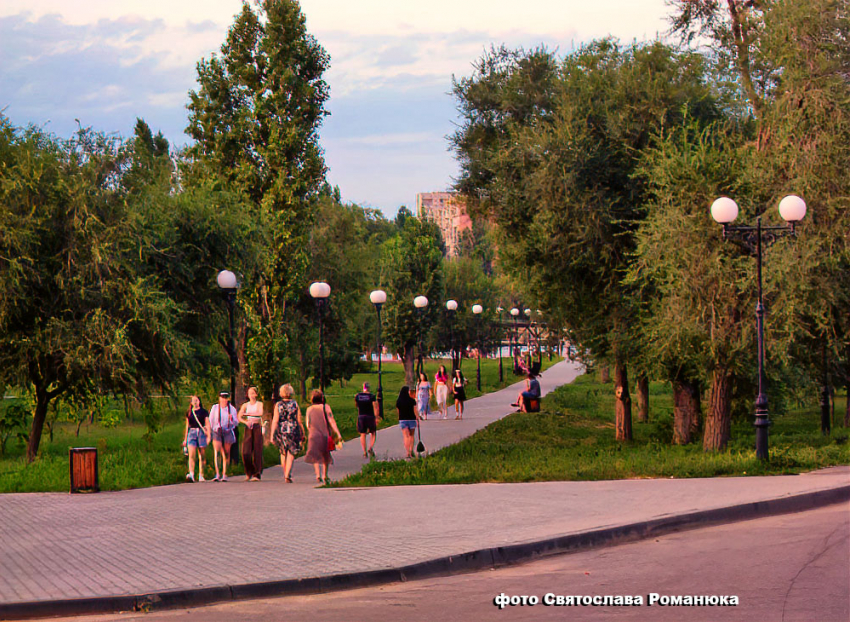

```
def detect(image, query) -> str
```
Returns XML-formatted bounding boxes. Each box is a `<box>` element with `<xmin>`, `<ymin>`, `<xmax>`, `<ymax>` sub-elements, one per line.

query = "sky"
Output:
<box><xmin>0</xmin><ymin>1</ymin><xmax>672</xmax><ymax>217</ymax></box>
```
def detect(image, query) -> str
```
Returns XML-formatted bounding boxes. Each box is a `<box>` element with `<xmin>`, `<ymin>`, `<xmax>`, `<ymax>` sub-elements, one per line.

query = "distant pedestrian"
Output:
<box><xmin>434</xmin><ymin>365</ymin><xmax>449</xmax><ymax>420</ymax></box>
<box><xmin>304</xmin><ymin>390</ymin><xmax>342</xmax><ymax>484</ymax></box>
<box><xmin>237</xmin><ymin>386</ymin><xmax>265</xmax><ymax>481</ymax></box>
<box><xmin>209</xmin><ymin>392</ymin><xmax>238</xmax><ymax>482</ymax></box>
<box><xmin>416</xmin><ymin>371</ymin><xmax>432</xmax><ymax>420</ymax></box>
<box><xmin>452</xmin><ymin>369</ymin><xmax>467</xmax><ymax>420</ymax></box>
<box><xmin>355</xmin><ymin>382</ymin><xmax>380</xmax><ymax>458</ymax></box>
<box><xmin>396</xmin><ymin>386</ymin><xmax>420</xmax><ymax>459</ymax></box>
<box><xmin>269</xmin><ymin>383</ymin><xmax>304</xmax><ymax>483</ymax></box>
<box><xmin>182</xmin><ymin>395</ymin><xmax>210</xmax><ymax>482</ymax></box>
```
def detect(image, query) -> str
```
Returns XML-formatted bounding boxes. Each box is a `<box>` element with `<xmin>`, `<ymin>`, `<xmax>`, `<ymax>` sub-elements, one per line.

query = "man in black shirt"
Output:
<box><xmin>355</xmin><ymin>382</ymin><xmax>380</xmax><ymax>458</ymax></box>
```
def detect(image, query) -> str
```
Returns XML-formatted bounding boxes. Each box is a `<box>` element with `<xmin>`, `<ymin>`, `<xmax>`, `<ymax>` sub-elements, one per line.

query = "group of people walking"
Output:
<box><xmin>180</xmin><ymin>365</ymin><xmax>488</xmax><ymax>480</ymax></box>
<box><xmin>182</xmin><ymin>385</ymin><xmax>342</xmax><ymax>484</ymax></box>
<box><xmin>415</xmin><ymin>365</ymin><xmax>468</xmax><ymax>421</ymax></box>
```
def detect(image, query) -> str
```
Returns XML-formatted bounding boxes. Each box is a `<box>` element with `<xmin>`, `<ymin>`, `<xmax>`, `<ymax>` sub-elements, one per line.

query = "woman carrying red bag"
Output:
<box><xmin>304</xmin><ymin>389</ymin><xmax>342</xmax><ymax>484</ymax></box>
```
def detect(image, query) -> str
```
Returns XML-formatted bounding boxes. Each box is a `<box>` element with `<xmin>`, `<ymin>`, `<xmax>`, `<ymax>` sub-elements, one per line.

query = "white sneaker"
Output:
<box><xmin>186</xmin><ymin>473</ymin><xmax>195</xmax><ymax>482</ymax></box>
<box><xmin>199</xmin><ymin>474</ymin><xmax>206</xmax><ymax>482</ymax></box>
<box><xmin>221</xmin><ymin>475</ymin><xmax>228</xmax><ymax>482</ymax></box>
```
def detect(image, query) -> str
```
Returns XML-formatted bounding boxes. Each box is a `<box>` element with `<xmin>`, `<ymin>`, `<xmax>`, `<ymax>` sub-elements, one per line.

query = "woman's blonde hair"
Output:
<box><xmin>280</xmin><ymin>383</ymin><xmax>294</xmax><ymax>399</ymax></box>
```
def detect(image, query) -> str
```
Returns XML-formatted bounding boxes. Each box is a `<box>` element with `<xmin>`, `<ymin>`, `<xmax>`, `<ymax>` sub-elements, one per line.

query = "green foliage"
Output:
<box><xmin>379</xmin><ymin>217</ymin><xmax>445</xmax><ymax>384</ymax></box>
<box><xmin>452</xmin><ymin>41</ymin><xmax>724</xmax><ymax>363</ymax></box>
<box><xmin>0</xmin><ymin>400</ymin><xmax>29</xmax><ymax>455</ymax></box>
<box><xmin>338</xmin><ymin>375</ymin><xmax>850</xmax><ymax>487</ymax></box>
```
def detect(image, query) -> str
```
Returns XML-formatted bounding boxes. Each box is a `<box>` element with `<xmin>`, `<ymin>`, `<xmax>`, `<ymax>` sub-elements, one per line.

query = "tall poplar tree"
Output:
<box><xmin>185</xmin><ymin>0</ymin><xmax>330</xmax><ymax>396</ymax></box>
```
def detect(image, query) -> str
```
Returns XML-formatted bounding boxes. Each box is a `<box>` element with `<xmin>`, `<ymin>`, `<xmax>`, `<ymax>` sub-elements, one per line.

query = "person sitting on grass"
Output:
<box><xmin>512</xmin><ymin>372</ymin><xmax>541</xmax><ymax>412</ymax></box>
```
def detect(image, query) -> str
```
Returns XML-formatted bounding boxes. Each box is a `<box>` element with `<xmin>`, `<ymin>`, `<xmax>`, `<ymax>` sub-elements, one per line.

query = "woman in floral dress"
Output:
<box><xmin>269</xmin><ymin>383</ymin><xmax>305</xmax><ymax>483</ymax></box>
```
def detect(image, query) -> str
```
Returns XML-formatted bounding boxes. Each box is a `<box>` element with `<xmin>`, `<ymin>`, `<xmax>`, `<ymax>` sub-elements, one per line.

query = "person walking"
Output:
<box><xmin>269</xmin><ymin>383</ymin><xmax>304</xmax><ymax>483</ymax></box>
<box><xmin>434</xmin><ymin>365</ymin><xmax>449</xmax><ymax>420</ymax></box>
<box><xmin>209</xmin><ymin>392</ymin><xmax>238</xmax><ymax>482</ymax></box>
<box><xmin>396</xmin><ymin>386</ymin><xmax>420</xmax><ymax>459</ymax></box>
<box><xmin>452</xmin><ymin>369</ymin><xmax>467</xmax><ymax>420</ymax></box>
<box><xmin>237</xmin><ymin>386</ymin><xmax>265</xmax><ymax>481</ymax></box>
<box><xmin>416</xmin><ymin>371</ymin><xmax>432</xmax><ymax>421</ymax></box>
<box><xmin>355</xmin><ymin>382</ymin><xmax>380</xmax><ymax>458</ymax></box>
<box><xmin>182</xmin><ymin>395</ymin><xmax>210</xmax><ymax>482</ymax></box>
<box><xmin>304</xmin><ymin>390</ymin><xmax>342</xmax><ymax>484</ymax></box>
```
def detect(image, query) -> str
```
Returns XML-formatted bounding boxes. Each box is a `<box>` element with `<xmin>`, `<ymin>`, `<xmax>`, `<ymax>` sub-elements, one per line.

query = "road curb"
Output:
<box><xmin>3</xmin><ymin>483</ymin><xmax>848</xmax><ymax>620</ymax></box>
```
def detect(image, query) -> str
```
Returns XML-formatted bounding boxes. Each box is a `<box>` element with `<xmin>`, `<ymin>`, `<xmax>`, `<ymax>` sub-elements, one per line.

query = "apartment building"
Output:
<box><xmin>416</xmin><ymin>191</ymin><xmax>472</xmax><ymax>257</ymax></box>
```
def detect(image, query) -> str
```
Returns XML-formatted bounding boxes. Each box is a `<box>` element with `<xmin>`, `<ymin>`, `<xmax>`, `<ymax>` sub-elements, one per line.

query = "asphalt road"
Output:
<box><xmin>52</xmin><ymin>503</ymin><xmax>849</xmax><ymax>622</ymax></box>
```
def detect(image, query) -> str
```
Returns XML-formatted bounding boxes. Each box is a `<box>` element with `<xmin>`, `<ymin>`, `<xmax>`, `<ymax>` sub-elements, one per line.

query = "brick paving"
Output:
<box><xmin>0</xmin><ymin>361</ymin><xmax>847</xmax><ymax>606</ymax></box>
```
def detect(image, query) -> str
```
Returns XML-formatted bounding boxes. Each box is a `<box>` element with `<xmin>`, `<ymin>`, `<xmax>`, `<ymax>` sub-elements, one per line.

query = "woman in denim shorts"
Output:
<box><xmin>182</xmin><ymin>396</ymin><xmax>210</xmax><ymax>482</ymax></box>
<box><xmin>396</xmin><ymin>386</ymin><xmax>420</xmax><ymax>459</ymax></box>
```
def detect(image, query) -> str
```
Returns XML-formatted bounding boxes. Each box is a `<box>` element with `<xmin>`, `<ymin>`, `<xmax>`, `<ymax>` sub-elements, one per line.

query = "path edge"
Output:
<box><xmin>3</xmin><ymin>483</ymin><xmax>848</xmax><ymax>620</ymax></box>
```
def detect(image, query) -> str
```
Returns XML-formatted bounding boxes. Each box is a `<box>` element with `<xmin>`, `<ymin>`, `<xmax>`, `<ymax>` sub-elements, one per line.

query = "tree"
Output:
<box><xmin>452</xmin><ymin>40</ymin><xmax>723</xmax><ymax>441</ymax></box>
<box><xmin>380</xmin><ymin>217</ymin><xmax>444</xmax><ymax>386</ymax></box>
<box><xmin>185</xmin><ymin>0</ymin><xmax>331</xmax><ymax>398</ymax></box>
<box><xmin>0</xmin><ymin>120</ymin><xmax>187</xmax><ymax>461</ymax></box>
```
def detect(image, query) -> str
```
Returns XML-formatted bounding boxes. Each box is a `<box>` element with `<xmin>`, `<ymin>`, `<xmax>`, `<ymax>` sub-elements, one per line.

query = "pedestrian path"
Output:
<box><xmin>0</xmin><ymin>361</ymin><xmax>847</xmax><ymax>618</ymax></box>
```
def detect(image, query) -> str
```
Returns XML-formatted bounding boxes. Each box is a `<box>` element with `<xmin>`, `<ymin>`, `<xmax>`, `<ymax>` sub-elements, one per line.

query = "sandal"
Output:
<box><xmin>285</xmin><ymin>476</ymin><xmax>293</xmax><ymax>483</ymax></box>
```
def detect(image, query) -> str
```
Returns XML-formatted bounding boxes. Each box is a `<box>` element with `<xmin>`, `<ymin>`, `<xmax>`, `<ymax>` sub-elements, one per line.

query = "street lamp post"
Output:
<box><xmin>217</xmin><ymin>269</ymin><xmax>240</xmax><ymax>465</ymax></box>
<box><xmin>711</xmin><ymin>194</ymin><xmax>807</xmax><ymax>460</ymax></box>
<box><xmin>524</xmin><ymin>308</ymin><xmax>533</xmax><ymax>368</ymax></box>
<box><xmin>309</xmin><ymin>282</ymin><xmax>331</xmax><ymax>393</ymax></box>
<box><xmin>473</xmin><ymin>305</ymin><xmax>483</xmax><ymax>391</ymax></box>
<box><xmin>510</xmin><ymin>307</ymin><xmax>520</xmax><ymax>374</ymax></box>
<box><xmin>496</xmin><ymin>307</ymin><xmax>504</xmax><ymax>383</ymax></box>
<box><xmin>446</xmin><ymin>299</ymin><xmax>458</xmax><ymax>371</ymax></box>
<box><xmin>414</xmin><ymin>296</ymin><xmax>429</xmax><ymax>377</ymax></box>
<box><xmin>370</xmin><ymin>290</ymin><xmax>387</xmax><ymax>420</ymax></box>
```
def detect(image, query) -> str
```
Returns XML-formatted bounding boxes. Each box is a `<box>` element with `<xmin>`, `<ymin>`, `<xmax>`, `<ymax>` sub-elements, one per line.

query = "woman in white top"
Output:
<box><xmin>238</xmin><ymin>386</ymin><xmax>265</xmax><ymax>481</ymax></box>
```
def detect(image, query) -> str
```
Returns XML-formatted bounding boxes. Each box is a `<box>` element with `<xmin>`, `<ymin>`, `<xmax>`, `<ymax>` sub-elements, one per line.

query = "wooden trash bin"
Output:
<box><xmin>69</xmin><ymin>447</ymin><xmax>99</xmax><ymax>493</ymax></box>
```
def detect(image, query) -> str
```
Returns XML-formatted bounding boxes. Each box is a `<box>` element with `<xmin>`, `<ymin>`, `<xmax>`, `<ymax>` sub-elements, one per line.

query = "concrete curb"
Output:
<box><xmin>2</xmin><ymin>483</ymin><xmax>848</xmax><ymax>620</ymax></box>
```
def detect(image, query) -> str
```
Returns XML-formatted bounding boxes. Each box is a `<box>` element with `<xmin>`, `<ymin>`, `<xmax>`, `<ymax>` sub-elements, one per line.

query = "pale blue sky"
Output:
<box><xmin>0</xmin><ymin>1</ymin><xmax>670</xmax><ymax>216</ymax></box>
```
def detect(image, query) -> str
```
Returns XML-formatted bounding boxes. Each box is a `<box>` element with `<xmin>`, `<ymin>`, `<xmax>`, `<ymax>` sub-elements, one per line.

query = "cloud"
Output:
<box><xmin>0</xmin><ymin>13</ymin><xmax>196</xmax><ymax>141</ymax></box>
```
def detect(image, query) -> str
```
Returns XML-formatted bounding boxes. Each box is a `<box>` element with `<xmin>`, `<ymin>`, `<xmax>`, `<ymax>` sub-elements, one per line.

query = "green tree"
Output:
<box><xmin>185</xmin><ymin>0</ymin><xmax>331</xmax><ymax>397</ymax></box>
<box><xmin>380</xmin><ymin>217</ymin><xmax>444</xmax><ymax>386</ymax></box>
<box><xmin>0</xmin><ymin>120</ymin><xmax>187</xmax><ymax>461</ymax></box>
<box><xmin>452</xmin><ymin>40</ymin><xmax>723</xmax><ymax>441</ymax></box>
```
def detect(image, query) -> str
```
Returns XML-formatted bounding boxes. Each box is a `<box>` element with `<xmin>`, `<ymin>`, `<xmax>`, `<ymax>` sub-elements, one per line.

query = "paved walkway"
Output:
<box><xmin>0</xmin><ymin>360</ymin><xmax>847</xmax><ymax>614</ymax></box>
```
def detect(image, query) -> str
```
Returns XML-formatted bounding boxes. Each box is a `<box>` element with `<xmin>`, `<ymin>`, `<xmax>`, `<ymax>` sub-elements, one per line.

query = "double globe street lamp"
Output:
<box><xmin>370</xmin><ymin>290</ymin><xmax>387</xmax><ymax>419</ymax></box>
<box><xmin>309</xmin><ymin>282</ymin><xmax>331</xmax><ymax>393</ymax></box>
<box><xmin>710</xmin><ymin>194</ymin><xmax>807</xmax><ymax>460</ymax></box>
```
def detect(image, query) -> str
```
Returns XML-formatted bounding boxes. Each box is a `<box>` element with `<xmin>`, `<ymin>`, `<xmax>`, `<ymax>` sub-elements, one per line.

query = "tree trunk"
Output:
<box><xmin>703</xmin><ymin>370</ymin><xmax>732</xmax><ymax>451</ymax></box>
<box><xmin>819</xmin><ymin>342</ymin><xmax>831</xmax><ymax>434</ymax></box>
<box><xmin>403</xmin><ymin>342</ymin><xmax>416</xmax><ymax>387</ymax></box>
<box><xmin>672</xmin><ymin>379</ymin><xmax>700</xmax><ymax>445</ymax></box>
<box><xmin>845</xmin><ymin>374</ymin><xmax>849</xmax><ymax>428</ymax></box>
<box><xmin>26</xmin><ymin>387</ymin><xmax>51</xmax><ymax>463</ymax></box>
<box><xmin>636</xmin><ymin>374</ymin><xmax>649</xmax><ymax>423</ymax></box>
<box><xmin>614</xmin><ymin>362</ymin><xmax>632</xmax><ymax>442</ymax></box>
<box><xmin>599</xmin><ymin>366</ymin><xmax>611</xmax><ymax>383</ymax></box>
<box><xmin>299</xmin><ymin>347</ymin><xmax>308</xmax><ymax>401</ymax></box>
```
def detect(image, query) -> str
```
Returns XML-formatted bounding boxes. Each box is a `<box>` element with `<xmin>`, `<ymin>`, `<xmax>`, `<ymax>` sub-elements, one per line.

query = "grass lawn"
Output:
<box><xmin>336</xmin><ymin>373</ymin><xmax>850</xmax><ymax>487</ymax></box>
<box><xmin>0</xmin><ymin>355</ymin><xmax>561</xmax><ymax>493</ymax></box>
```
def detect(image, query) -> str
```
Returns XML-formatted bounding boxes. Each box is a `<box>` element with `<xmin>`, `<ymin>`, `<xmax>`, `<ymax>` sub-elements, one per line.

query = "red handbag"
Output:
<box><xmin>323</xmin><ymin>403</ymin><xmax>337</xmax><ymax>452</ymax></box>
